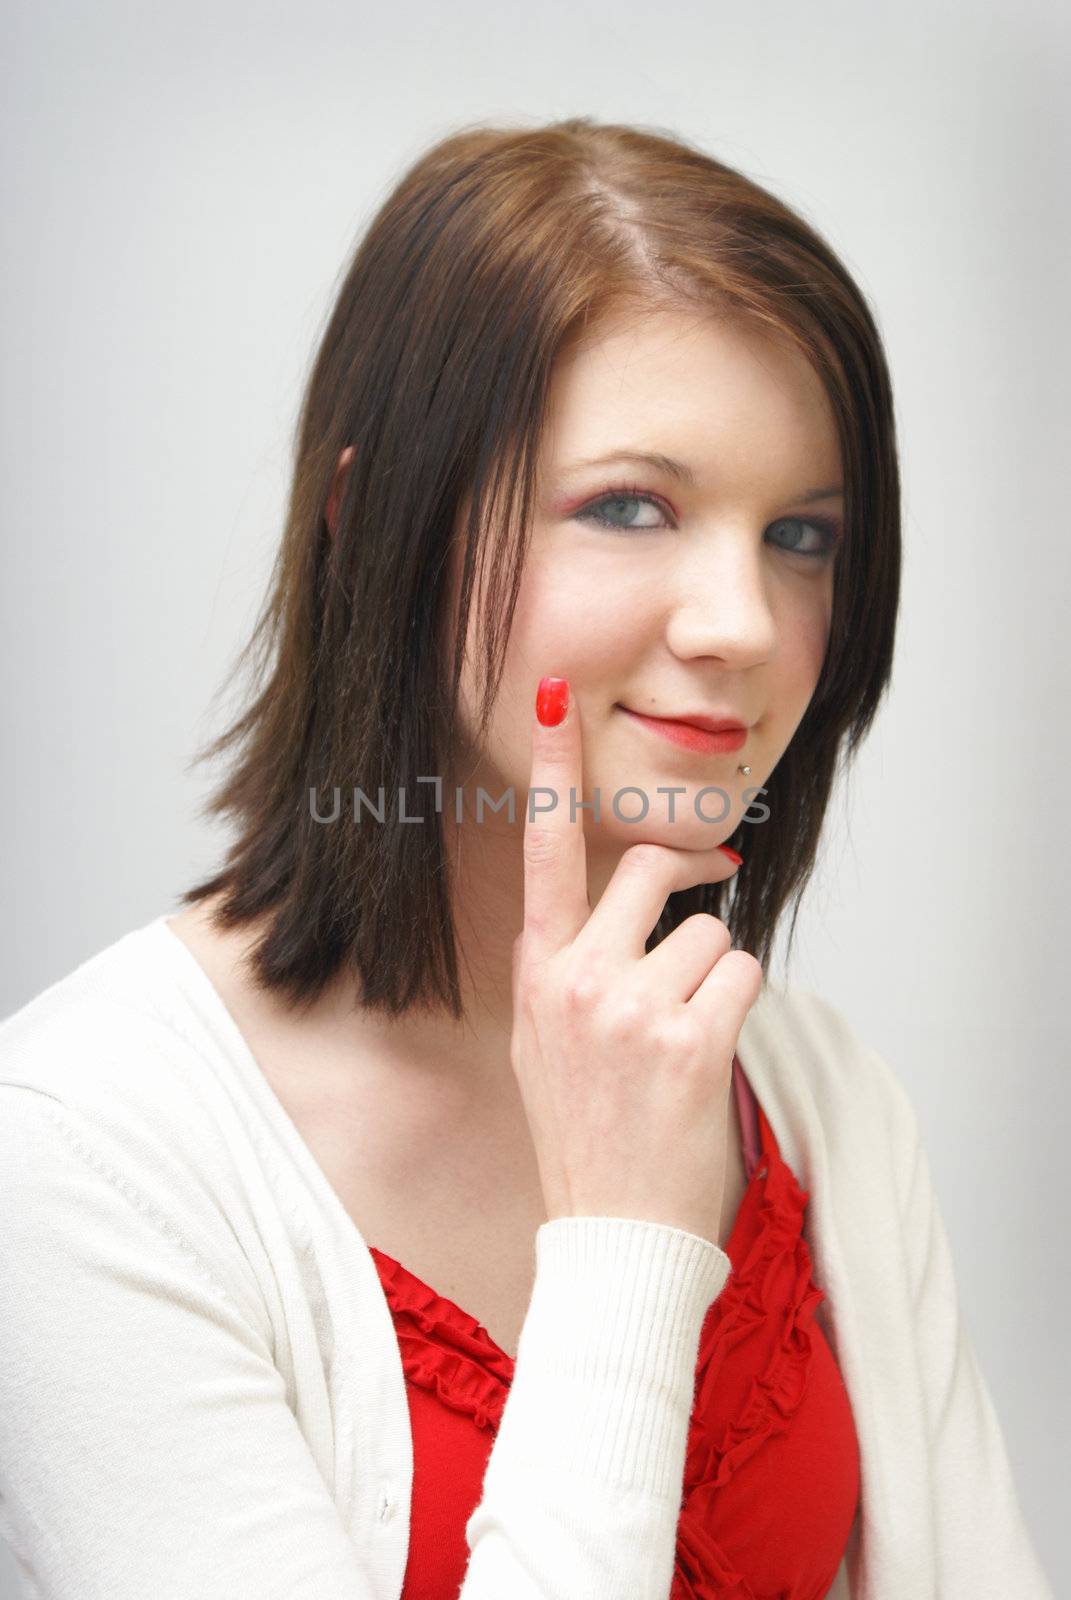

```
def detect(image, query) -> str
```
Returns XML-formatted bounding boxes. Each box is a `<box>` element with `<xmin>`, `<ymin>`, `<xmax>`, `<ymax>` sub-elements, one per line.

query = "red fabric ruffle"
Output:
<box><xmin>671</xmin><ymin>1107</ymin><xmax>829</xmax><ymax>1598</ymax></box>
<box><xmin>367</xmin><ymin>1247</ymin><xmax>514</xmax><ymax>1432</ymax></box>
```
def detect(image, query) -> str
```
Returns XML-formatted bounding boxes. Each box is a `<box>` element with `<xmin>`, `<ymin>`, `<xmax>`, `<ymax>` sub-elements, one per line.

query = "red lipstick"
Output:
<box><xmin>618</xmin><ymin>705</ymin><xmax>749</xmax><ymax>755</ymax></box>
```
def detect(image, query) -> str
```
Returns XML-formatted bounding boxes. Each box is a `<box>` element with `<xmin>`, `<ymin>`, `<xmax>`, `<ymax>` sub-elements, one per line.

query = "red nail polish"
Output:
<box><xmin>536</xmin><ymin>677</ymin><xmax>569</xmax><ymax>726</ymax></box>
<box><xmin>718</xmin><ymin>845</ymin><xmax>743</xmax><ymax>866</ymax></box>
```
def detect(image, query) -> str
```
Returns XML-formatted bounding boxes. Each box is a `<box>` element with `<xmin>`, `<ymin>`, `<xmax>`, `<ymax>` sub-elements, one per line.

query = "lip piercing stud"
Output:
<box><xmin>738</xmin><ymin>765</ymin><xmax>751</xmax><ymax>776</ymax></box>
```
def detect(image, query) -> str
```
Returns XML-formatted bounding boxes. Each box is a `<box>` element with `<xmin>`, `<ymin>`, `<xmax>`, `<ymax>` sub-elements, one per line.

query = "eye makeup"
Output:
<box><xmin>565</xmin><ymin>483</ymin><xmax>844</xmax><ymax>561</ymax></box>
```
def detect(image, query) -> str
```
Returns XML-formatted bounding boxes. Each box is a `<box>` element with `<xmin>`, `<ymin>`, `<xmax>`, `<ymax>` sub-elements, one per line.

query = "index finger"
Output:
<box><xmin>522</xmin><ymin>676</ymin><xmax>590</xmax><ymax>953</ymax></box>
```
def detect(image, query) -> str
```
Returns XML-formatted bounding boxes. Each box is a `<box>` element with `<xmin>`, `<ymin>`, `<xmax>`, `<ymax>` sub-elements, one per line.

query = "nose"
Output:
<box><xmin>662</xmin><ymin>527</ymin><xmax>779</xmax><ymax>668</ymax></box>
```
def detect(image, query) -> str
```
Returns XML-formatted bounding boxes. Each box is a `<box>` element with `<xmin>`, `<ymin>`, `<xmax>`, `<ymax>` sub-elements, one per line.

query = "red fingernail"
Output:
<box><xmin>536</xmin><ymin>677</ymin><xmax>569</xmax><ymax>726</ymax></box>
<box><xmin>718</xmin><ymin>845</ymin><xmax>743</xmax><ymax>865</ymax></box>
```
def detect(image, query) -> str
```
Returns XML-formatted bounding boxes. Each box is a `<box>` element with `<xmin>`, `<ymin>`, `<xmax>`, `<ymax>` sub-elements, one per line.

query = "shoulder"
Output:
<box><xmin>0</xmin><ymin>920</ymin><xmax>260</xmax><ymax>1276</ymax></box>
<box><xmin>1</xmin><ymin>919</ymin><xmax>221</xmax><ymax>1123</ymax></box>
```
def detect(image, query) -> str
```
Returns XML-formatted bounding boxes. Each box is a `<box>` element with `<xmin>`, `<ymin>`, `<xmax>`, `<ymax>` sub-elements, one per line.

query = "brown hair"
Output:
<box><xmin>178</xmin><ymin>115</ymin><xmax>901</xmax><ymax>1021</ymax></box>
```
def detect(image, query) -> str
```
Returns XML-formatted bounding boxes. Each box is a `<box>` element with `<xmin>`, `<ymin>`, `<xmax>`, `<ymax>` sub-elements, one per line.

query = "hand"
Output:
<box><xmin>509</xmin><ymin>678</ymin><xmax>764</xmax><ymax>1247</ymax></box>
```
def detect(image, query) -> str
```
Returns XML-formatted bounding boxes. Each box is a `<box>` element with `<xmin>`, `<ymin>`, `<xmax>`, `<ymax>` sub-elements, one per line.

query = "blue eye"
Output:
<box><xmin>766</xmin><ymin>515</ymin><xmax>843</xmax><ymax>561</ymax></box>
<box><xmin>574</xmin><ymin>490</ymin><xmax>843</xmax><ymax>561</ymax></box>
<box><xmin>576</xmin><ymin>491</ymin><xmax>668</xmax><ymax>531</ymax></box>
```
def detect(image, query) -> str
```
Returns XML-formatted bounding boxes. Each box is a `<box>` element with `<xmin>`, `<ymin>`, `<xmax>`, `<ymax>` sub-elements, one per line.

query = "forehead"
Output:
<box><xmin>540</xmin><ymin>305</ymin><xmax>841</xmax><ymax>490</ymax></box>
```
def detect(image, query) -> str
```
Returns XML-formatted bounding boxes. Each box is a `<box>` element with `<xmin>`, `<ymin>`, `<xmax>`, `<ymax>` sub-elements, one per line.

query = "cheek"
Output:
<box><xmin>447</xmin><ymin>559</ymin><xmax>572</xmax><ymax>776</ymax></box>
<box><xmin>805</xmin><ymin>599</ymin><xmax>834</xmax><ymax>676</ymax></box>
<box><xmin>776</xmin><ymin>589</ymin><xmax>834</xmax><ymax>707</ymax></box>
<box><xmin>501</xmin><ymin>557</ymin><xmax>616</xmax><ymax>684</ymax></box>
<box><xmin>463</xmin><ymin>558</ymin><xmax>622</xmax><ymax>788</ymax></box>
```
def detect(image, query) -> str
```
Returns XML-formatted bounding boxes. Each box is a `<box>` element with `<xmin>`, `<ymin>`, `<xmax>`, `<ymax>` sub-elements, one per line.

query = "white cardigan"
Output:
<box><xmin>0</xmin><ymin>912</ymin><xmax>1052</xmax><ymax>1600</ymax></box>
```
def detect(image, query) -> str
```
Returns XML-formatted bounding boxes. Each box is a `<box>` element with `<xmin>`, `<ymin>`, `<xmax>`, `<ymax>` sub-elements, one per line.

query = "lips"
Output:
<box><xmin>661</xmin><ymin>714</ymin><xmax>746</xmax><ymax>734</ymax></box>
<box><xmin>620</xmin><ymin>707</ymin><xmax>748</xmax><ymax>734</ymax></box>
<box><xmin>617</xmin><ymin>705</ymin><xmax>750</xmax><ymax>755</ymax></box>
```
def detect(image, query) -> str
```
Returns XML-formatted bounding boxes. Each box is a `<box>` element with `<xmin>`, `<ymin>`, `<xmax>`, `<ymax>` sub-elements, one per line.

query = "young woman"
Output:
<box><xmin>0</xmin><ymin>118</ymin><xmax>1052</xmax><ymax>1600</ymax></box>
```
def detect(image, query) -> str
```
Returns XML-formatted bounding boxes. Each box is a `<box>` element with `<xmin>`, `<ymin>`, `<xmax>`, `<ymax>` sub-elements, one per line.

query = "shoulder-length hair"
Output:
<box><xmin>178</xmin><ymin>115</ymin><xmax>901</xmax><ymax>1021</ymax></box>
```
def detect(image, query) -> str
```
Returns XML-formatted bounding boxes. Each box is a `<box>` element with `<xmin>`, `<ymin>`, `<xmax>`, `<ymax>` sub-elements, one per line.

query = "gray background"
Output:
<box><xmin>2</xmin><ymin>1</ymin><xmax>1067</xmax><ymax>1595</ymax></box>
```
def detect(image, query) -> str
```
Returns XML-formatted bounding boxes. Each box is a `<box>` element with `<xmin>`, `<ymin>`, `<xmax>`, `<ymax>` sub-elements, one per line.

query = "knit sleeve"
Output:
<box><xmin>883</xmin><ymin>1061</ymin><xmax>1055</xmax><ymax>1599</ymax></box>
<box><xmin>0</xmin><ymin>1085</ymin><xmax>378</xmax><ymax>1600</ymax></box>
<box><xmin>460</xmin><ymin>1214</ymin><xmax>732</xmax><ymax>1598</ymax></box>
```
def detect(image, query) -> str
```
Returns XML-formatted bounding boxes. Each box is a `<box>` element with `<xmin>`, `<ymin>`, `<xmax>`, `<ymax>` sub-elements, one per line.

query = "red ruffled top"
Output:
<box><xmin>369</xmin><ymin>1054</ymin><xmax>860</xmax><ymax>1599</ymax></box>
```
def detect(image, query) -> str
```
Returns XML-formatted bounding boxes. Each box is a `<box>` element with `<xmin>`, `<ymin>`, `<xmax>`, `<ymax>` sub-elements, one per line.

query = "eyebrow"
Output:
<box><xmin>561</xmin><ymin>449</ymin><xmax>844</xmax><ymax>503</ymax></box>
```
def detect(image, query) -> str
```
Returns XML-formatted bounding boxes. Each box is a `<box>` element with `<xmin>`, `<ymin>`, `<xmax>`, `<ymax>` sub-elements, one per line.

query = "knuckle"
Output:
<box><xmin>514</xmin><ymin>941</ymin><xmax>554</xmax><ymax>998</ymax></box>
<box><xmin>743</xmin><ymin>953</ymin><xmax>766</xmax><ymax>992</ymax></box>
<box><xmin>725</xmin><ymin>948</ymin><xmax>764</xmax><ymax>984</ymax></box>
<box><xmin>647</xmin><ymin>1009</ymin><xmax>699</xmax><ymax>1058</ymax></box>
<box><xmin>559</xmin><ymin>961</ymin><xmax>606</xmax><ymax>1014</ymax></box>
<box><xmin>523</xmin><ymin>826</ymin><xmax>562</xmax><ymax>868</ymax></box>
<box><xmin>624</xmin><ymin>841</ymin><xmax>671</xmax><ymax>875</ymax></box>
<box><xmin>602</xmin><ymin>988</ymin><xmax>647</xmax><ymax>1038</ymax></box>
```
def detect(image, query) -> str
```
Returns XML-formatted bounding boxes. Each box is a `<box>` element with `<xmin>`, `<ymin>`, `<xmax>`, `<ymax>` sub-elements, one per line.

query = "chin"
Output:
<box><xmin>589</xmin><ymin>807</ymin><xmax>740</xmax><ymax>848</ymax></box>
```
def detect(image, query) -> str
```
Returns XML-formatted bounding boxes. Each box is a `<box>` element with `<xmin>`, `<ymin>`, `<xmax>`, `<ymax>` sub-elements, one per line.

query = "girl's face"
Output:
<box><xmin>450</xmin><ymin>303</ymin><xmax>844</xmax><ymax>861</ymax></box>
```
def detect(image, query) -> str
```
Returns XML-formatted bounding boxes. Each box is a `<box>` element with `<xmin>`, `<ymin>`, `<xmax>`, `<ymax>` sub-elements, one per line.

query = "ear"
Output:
<box><xmin>325</xmin><ymin>446</ymin><xmax>356</xmax><ymax>538</ymax></box>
